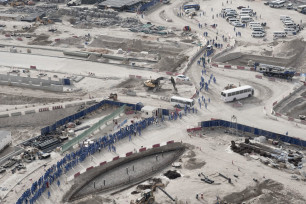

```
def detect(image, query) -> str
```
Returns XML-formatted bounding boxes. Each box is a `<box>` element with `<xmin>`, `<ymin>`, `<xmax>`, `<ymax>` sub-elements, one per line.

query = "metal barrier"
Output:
<box><xmin>200</xmin><ymin>120</ymin><xmax>306</xmax><ymax>147</ymax></box>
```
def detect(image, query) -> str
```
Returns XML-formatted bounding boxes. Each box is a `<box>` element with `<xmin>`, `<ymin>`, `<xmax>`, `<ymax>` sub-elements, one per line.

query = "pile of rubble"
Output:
<box><xmin>231</xmin><ymin>137</ymin><xmax>305</xmax><ymax>171</ymax></box>
<box><xmin>129</xmin><ymin>23</ymin><xmax>170</xmax><ymax>35</ymax></box>
<box><xmin>6</xmin><ymin>4</ymin><xmax>59</xmax><ymax>15</ymax></box>
<box><xmin>58</xmin><ymin>7</ymin><xmax>143</xmax><ymax>29</ymax></box>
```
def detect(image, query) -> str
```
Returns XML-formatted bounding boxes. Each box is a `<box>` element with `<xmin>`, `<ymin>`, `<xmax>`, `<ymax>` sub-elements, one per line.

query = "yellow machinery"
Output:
<box><xmin>10</xmin><ymin>1</ymin><xmax>24</xmax><ymax>6</ymax></box>
<box><xmin>224</xmin><ymin>84</ymin><xmax>237</xmax><ymax>90</ymax></box>
<box><xmin>36</xmin><ymin>17</ymin><xmax>53</xmax><ymax>25</ymax></box>
<box><xmin>131</xmin><ymin>183</ymin><xmax>175</xmax><ymax>204</ymax></box>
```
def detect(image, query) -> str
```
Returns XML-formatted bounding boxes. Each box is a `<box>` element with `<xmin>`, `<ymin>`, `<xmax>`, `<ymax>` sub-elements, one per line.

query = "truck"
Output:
<box><xmin>262</xmin><ymin>66</ymin><xmax>295</xmax><ymax>79</ymax></box>
<box><xmin>67</xmin><ymin>0</ymin><xmax>81</xmax><ymax>6</ymax></box>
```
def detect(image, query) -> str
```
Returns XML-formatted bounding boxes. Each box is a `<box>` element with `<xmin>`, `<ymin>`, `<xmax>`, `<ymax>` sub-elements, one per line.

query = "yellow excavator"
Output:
<box><xmin>10</xmin><ymin>1</ymin><xmax>25</xmax><ymax>7</ymax></box>
<box><xmin>36</xmin><ymin>17</ymin><xmax>53</xmax><ymax>25</ymax></box>
<box><xmin>144</xmin><ymin>76</ymin><xmax>177</xmax><ymax>92</ymax></box>
<box><xmin>131</xmin><ymin>183</ymin><xmax>175</xmax><ymax>204</ymax></box>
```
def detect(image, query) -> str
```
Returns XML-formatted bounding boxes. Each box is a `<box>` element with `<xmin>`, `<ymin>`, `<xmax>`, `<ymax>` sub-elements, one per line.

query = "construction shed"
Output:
<box><xmin>98</xmin><ymin>0</ymin><xmax>146</xmax><ymax>11</ymax></box>
<box><xmin>0</xmin><ymin>131</ymin><xmax>12</xmax><ymax>152</ymax></box>
<box><xmin>141</xmin><ymin>106</ymin><xmax>159</xmax><ymax>118</ymax></box>
<box><xmin>21</xmin><ymin>12</ymin><xmax>45</xmax><ymax>22</ymax></box>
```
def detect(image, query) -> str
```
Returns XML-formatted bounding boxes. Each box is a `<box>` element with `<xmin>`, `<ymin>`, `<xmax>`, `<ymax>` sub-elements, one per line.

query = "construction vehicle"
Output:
<box><xmin>36</xmin><ymin>17</ymin><xmax>53</xmax><ymax>25</ymax></box>
<box><xmin>183</xmin><ymin>26</ymin><xmax>191</xmax><ymax>31</ymax></box>
<box><xmin>224</xmin><ymin>84</ymin><xmax>237</xmax><ymax>90</ymax></box>
<box><xmin>10</xmin><ymin>1</ymin><xmax>24</xmax><ymax>7</ymax></box>
<box><xmin>144</xmin><ymin>77</ymin><xmax>177</xmax><ymax>92</ymax></box>
<box><xmin>262</xmin><ymin>66</ymin><xmax>295</xmax><ymax>79</ymax></box>
<box><xmin>27</xmin><ymin>1</ymin><xmax>35</xmax><ymax>5</ymax></box>
<box><xmin>67</xmin><ymin>0</ymin><xmax>81</xmax><ymax>6</ymax></box>
<box><xmin>144</xmin><ymin>77</ymin><xmax>164</xmax><ymax>92</ymax></box>
<box><xmin>108</xmin><ymin>93</ymin><xmax>118</xmax><ymax>101</ymax></box>
<box><xmin>132</xmin><ymin>183</ymin><xmax>175</xmax><ymax>204</ymax></box>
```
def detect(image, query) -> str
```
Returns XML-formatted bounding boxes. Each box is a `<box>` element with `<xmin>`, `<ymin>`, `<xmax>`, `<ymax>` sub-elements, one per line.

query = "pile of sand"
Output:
<box><xmin>222</xmin><ymin>179</ymin><xmax>305</xmax><ymax>204</ymax></box>
<box><xmin>183</xmin><ymin>158</ymin><xmax>206</xmax><ymax>170</ymax></box>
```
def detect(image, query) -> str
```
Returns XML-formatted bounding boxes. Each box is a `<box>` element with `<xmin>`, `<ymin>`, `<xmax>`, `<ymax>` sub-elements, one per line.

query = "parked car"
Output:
<box><xmin>237</xmin><ymin>6</ymin><xmax>246</xmax><ymax>9</ymax></box>
<box><xmin>176</xmin><ymin>75</ymin><xmax>190</xmax><ymax>81</ymax></box>
<box><xmin>206</xmin><ymin>45</ymin><xmax>213</xmax><ymax>51</ymax></box>
<box><xmin>264</xmin><ymin>2</ymin><xmax>269</xmax><ymax>5</ymax></box>
<box><xmin>0</xmin><ymin>168</ymin><xmax>6</xmax><ymax>174</ymax></box>
<box><xmin>287</xmin><ymin>3</ymin><xmax>293</xmax><ymax>9</ymax></box>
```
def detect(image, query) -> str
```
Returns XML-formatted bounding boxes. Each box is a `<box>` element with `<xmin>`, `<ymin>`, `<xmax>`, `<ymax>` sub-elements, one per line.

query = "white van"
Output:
<box><xmin>226</xmin><ymin>12</ymin><xmax>237</xmax><ymax>17</ymax></box>
<box><xmin>273</xmin><ymin>31</ymin><xmax>287</xmax><ymax>37</ymax></box>
<box><xmin>252</xmin><ymin>26</ymin><xmax>265</xmax><ymax>32</ymax></box>
<box><xmin>284</xmin><ymin>28</ymin><xmax>297</xmax><ymax>35</ymax></box>
<box><xmin>284</xmin><ymin>22</ymin><xmax>296</xmax><ymax>28</ymax></box>
<box><xmin>249</xmin><ymin>22</ymin><xmax>261</xmax><ymax>28</ymax></box>
<box><xmin>185</xmin><ymin>8</ymin><xmax>196</xmax><ymax>14</ymax></box>
<box><xmin>241</xmin><ymin>8</ymin><xmax>253</xmax><ymax>12</ymax></box>
<box><xmin>229</xmin><ymin>18</ymin><xmax>239</xmax><ymax>24</ymax></box>
<box><xmin>222</xmin><ymin>8</ymin><xmax>234</xmax><ymax>13</ymax></box>
<box><xmin>251</xmin><ymin>31</ymin><xmax>265</xmax><ymax>37</ymax></box>
<box><xmin>241</xmin><ymin>16</ymin><xmax>253</xmax><ymax>23</ymax></box>
<box><xmin>280</xmin><ymin>15</ymin><xmax>291</xmax><ymax>21</ymax></box>
<box><xmin>240</xmin><ymin>11</ymin><xmax>253</xmax><ymax>16</ymax></box>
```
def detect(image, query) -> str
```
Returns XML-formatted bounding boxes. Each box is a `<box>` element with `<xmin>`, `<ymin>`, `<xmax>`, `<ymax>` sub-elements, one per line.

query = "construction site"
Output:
<box><xmin>0</xmin><ymin>0</ymin><xmax>305</xmax><ymax>204</ymax></box>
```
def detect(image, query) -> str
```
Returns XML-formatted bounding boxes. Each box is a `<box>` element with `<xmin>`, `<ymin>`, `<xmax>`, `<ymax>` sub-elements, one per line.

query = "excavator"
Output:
<box><xmin>144</xmin><ymin>76</ymin><xmax>177</xmax><ymax>93</ymax></box>
<box><xmin>10</xmin><ymin>1</ymin><xmax>24</xmax><ymax>7</ymax></box>
<box><xmin>131</xmin><ymin>183</ymin><xmax>175</xmax><ymax>204</ymax></box>
<box><xmin>36</xmin><ymin>17</ymin><xmax>53</xmax><ymax>25</ymax></box>
<box><xmin>224</xmin><ymin>84</ymin><xmax>237</xmax><ymax>90</ymax></box>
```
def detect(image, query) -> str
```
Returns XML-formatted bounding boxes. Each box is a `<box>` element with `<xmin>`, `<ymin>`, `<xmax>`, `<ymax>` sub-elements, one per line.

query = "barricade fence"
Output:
<box><xmin>17</xmin><ymin>116</ymin><xmax>156</xmax><ymax>204</ymax></box>
<box><xmin>200</xmin><ymin>119</ymin><xmax>306</xmax><ymax>147</ymax></box>
<box><xmin>41</xmin><ymin>100</ymin><xmax>145</xmax><ymax>135</ymax></box>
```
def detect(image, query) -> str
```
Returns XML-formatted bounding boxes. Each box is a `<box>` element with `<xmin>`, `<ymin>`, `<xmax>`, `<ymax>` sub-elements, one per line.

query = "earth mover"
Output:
<box><xmin>144</xmin><ymin>77</ymin><xmax>177</xmax><ymax>92</ymax></box>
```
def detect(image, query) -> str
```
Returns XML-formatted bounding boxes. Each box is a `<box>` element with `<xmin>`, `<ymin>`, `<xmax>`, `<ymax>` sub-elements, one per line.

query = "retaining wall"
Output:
<box><xmin>63</xmin><ymin>142</ymin><xmax>185</xmax><ymax>202</ymax></box>
<box><xmin>0</xmin><ymin>80</ymin><xmax>63</xmax><ymax>92</ymax></box>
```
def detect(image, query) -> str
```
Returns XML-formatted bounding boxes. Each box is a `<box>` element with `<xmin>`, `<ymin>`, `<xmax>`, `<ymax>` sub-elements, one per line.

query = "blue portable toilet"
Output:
<box><xmin>63</xmin><ymin>78</ymin><xmax>70</xmax><ymax>85</ymax></box>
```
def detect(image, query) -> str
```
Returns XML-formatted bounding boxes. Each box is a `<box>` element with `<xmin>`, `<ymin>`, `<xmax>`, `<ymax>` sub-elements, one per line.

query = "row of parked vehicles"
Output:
<box><xmin>272</xmin><ymin>15</ymin><xmax>301</xmax><ymax>38</ymax></box>
<box><xmin>251</xmin><ymin>15</ymin><xmax>301</xmax><ymax>38</ymax></box>
<box><xmin>222</xmin><ymin>7</ymin><xmax>255</xmax><ymax>28</ymax></box>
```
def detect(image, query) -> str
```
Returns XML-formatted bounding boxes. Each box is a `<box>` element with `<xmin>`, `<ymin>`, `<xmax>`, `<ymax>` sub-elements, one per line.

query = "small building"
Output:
<box><xmin>21</xmin><ymin>12</ymin><xmax>45</xmax><ymax>22</ymax></box>
<box><xmin>141</xmin><ymin>106</ymin><xmax>158</xmax><ymax>118</ymax></box>
<box><xmin>0</xmin><ymin>14</ymin><xmax>22</xmax><ymax>21</ymax></box>
<box><xmin>98</xmin><ymin>0</ymin><xmax>146</xmax><ymax>11</ymax></box>
<box><xmin>0</xmin><ymin>131</ymin><xmax>12</xmax><ymax>152</ymax></box>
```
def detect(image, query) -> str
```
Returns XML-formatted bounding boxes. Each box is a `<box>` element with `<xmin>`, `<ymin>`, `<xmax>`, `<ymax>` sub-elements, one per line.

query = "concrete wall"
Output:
<box><xmin>64</xmin><ymin>142</ymin><xmax>185</xmax><ymax>202</ymax></box>
<box><xmin>0</xmin><ymin>79</ymin><xmax>63</xmax><ymax>92</ymax></box>
<box><xmin>213</xmin><ymin>51</ymin><xmax>242</xmax><ymax>63</ymax></box>
<box><xmin>0</xmin><ymin>73</ymin><xmax>62</xmax><ymax>85</ymax></box>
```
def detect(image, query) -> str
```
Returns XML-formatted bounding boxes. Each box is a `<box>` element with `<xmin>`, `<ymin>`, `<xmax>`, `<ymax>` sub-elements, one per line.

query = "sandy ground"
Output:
<box><xmin>0</xmin><ymin>0</ymin><xmax>306</xmax><ymax>203</ymax></box>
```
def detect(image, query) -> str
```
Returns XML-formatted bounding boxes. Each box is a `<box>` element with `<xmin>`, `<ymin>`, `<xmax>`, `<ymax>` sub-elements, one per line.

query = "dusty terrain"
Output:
<box><xmin>0</xmin><ymin>0</ymin><xmax>305</xmax><ymax>203</ymax></box>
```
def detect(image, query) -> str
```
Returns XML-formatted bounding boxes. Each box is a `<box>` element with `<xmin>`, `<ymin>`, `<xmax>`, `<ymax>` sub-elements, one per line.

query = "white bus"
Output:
<box><xmin>270</xmin><ymin>0</ymin><xmax>285</xmax><ymax>8</ymax></box>
<box><xmin>170</xmin><ymin>96</ymin><xmax>195</xmax><ymax>107</ymax></box>
<box><xmin>273</xmin><ymin>31</ymin><xmax>287</xmax><ymax>37</ymax></box>
<box><xmin>221</xmin><ymin>85</ymin><xmax>254</xmax><ymax>102</ymax></box>
<box><xmin>297</xmin><ymin>5</ymin><xmax>306</xmax><ymax>12</ymax></box>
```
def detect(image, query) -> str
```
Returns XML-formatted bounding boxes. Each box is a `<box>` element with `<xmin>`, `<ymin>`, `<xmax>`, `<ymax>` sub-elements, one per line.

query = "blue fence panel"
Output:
<box><xmin>140</xmin><ymin>0</ymin><xmax>160</xmax><ymax>12</ymax></box>
<box><xmin>136</xmin><ymin>105</ymin><xmax>142</xmax><ymax>111</ymax></box>
<box><xmin>243</xmin><ymin>125</ymin><xmax>252</xmax><ymax>133</ymax></box>
<box><xmin>236</xmin><ymin>124</ymin><xmax>244</xmax><ymax>131</ymax></box>
<box><xmin>41</xmin><ymin>127</ymin><xmax>49</xmax><ymax>135</ymax></box>
<box><xmin>162</xmin><ymin>109</ymin><xmax>169</xmax><ymax>116</ymax></box>
<box><xmin>218</xmin><ymin>120</ymin><xmax>228</xmax><ymax>127</ymax></box>
<box><xmin>254</xmin><ymin>128</ymin><xmax>260</xmax><ymax>135</ymax></box>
